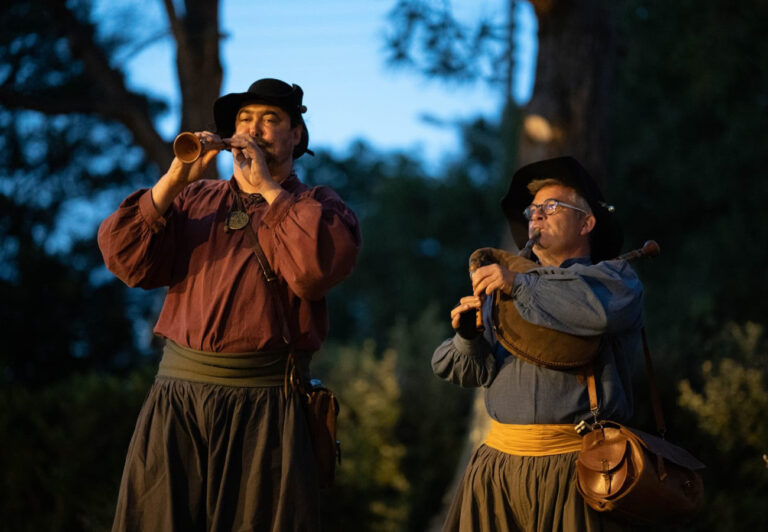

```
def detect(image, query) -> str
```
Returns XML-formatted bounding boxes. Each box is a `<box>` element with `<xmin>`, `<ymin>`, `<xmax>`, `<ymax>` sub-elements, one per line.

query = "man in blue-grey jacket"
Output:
<box><xmin>433</xmin><ymin>156</ymin><xmax>641</xmax><ymax>531</ymax></box>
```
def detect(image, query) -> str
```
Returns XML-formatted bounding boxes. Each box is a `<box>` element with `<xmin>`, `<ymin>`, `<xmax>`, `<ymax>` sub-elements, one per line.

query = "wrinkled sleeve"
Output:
<box><xmin>510</xmin><ymin>260</ymin><xmax>643</xmax><ymax>336</ymax></box>
<box><xmin>432</xmin><ymin>333</ymin><xmax>498</xmax><ymax>388</ymax></box>
<box><xmin>259</xmin><ymin>186</ymin><xmax>361</xmax><ymax>301</ymax></box>
<box><xmin>97</xmin><ymin>189</ymin><xmax>178</xmax><ymax>289</ymax></box>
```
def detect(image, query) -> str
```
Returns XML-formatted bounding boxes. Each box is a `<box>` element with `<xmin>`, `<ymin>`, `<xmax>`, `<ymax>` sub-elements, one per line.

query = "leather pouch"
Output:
<box><xmin>305</xmin><ymin>385</ymin><xmax>341</xmax><ymax>488</ymax></box>
<box><xmin>576</xmin><ymin>421</ymin><xmax>704</xmax><ymax>524</ymax></box>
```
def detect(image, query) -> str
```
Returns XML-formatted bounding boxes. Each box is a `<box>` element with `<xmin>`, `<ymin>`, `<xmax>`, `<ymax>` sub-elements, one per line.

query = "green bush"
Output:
<box><xmin>0</xmin><ymin>367</ymin><xmax>154</xmax><ymax>532</ymax></box>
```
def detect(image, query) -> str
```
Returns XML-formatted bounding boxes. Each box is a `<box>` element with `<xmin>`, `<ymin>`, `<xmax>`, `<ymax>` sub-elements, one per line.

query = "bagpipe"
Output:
<box><xmin>465</xmin><ymin>240</ymin><xmax>659</xmax><ymax>369</ymax></box>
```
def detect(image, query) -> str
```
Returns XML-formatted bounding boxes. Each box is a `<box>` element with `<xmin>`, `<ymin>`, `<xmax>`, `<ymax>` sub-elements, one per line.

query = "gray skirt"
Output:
<box><xmin>111</xmin><ymin>377</ymin><xmax>319</xmax><ymax>532</ymax></box>
<box><xmin>443</xmin><ymin>444</ymin><xmax>633</xmax><ymax>532</ymax></box>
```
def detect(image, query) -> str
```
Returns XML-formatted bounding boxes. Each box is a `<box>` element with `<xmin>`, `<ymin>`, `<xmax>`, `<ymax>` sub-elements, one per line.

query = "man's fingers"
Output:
<box><xmin>200</xmin><ymin>149</ymin><xmax>218</xmax><ymax>166</ymax></box>
<box><xmin>471</xmin><ymin>266</ymin><xmax>496</xmax><ymax>292</ymax></box>
<box><xmin>471</xmin><ymin>267</ymin><xmax>490</xmax><ymax>284</ymax></box>
<box><xmin>450</xmin><ymin>303</ymin><xmax>470</xmax><ymax>320</ymax></box>
<box><xmin>473</xmin><ymin>275</ymin><xmax>497</xmax><ymax>296</ymax></box>
<box><xmin>451</xmin><ymin>299</ymin><xmax>479</xmax><ymax>317</ymax></box>
<box><xmin>458</xmin><ymin>295</ymin><xmax>482</xmax><ymax>307</ymax></box>
<box><xmin>485</xmin><ymin>277</ymin><xmax>503</xmax><ymax>292</ymax></box>
<box><xmin>451</xmin><ymin>304</ymin><xmax>473</xmax><ymax>329</ymax></box>
<box><xmin>472</xmin><ymin>264</ymin><xmax>512</xmax><ymax>296</ymax></box>
<box><xmin>229</xmin><ymin>135</ymin><xmax>262</xmax><ymax>152</ymax></box>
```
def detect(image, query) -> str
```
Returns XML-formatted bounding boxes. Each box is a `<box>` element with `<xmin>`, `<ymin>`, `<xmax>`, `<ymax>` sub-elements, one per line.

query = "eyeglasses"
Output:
<box><xmin>523</xmin><ymin>199</ymin><xmax>589</xmax><ymax>220</ymax></box>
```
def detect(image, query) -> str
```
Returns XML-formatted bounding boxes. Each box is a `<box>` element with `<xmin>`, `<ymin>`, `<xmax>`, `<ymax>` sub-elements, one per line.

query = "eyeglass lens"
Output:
<box><xmin>524</xmin><ymin>199</ymin><xmax>558</xmax><ymax>220</ymax></box>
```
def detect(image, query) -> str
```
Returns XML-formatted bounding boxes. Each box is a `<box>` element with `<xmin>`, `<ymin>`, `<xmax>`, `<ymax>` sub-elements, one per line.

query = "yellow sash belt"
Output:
<box><xmin>484</xmin><ymin>419</ymin><xmax>582</xmax><ymax>456</ymax></box>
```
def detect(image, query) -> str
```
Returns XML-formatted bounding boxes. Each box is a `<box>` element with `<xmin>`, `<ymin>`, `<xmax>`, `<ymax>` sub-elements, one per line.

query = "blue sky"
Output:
<box><xmin>104</xmin><ymin>0</ymin><xmax>536</xmax><ymax>168</ymax></box>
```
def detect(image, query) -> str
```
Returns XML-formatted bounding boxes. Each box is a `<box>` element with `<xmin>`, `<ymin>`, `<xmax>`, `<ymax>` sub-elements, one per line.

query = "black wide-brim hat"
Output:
<box><xmin>213</xmin><ymin>78</ymin><xmax>312</xmax><ymax>159</ymax></box>
<box><xmin>500</xmin><ymin>156</ymin><xmax>623</xmax><ymax>263</ymax></box>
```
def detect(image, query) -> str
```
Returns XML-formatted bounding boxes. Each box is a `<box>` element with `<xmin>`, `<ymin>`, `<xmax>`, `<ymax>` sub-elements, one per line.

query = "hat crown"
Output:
<box><xmin>246</xmin><ymin>79</ymin><xmax>302</xmax><ymax>105</ymax></box>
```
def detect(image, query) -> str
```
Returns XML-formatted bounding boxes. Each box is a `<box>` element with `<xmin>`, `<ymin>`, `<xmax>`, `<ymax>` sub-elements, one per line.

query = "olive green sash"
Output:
<box><xmin>158</xmin><ymin>339</ymin><xmax>290</xmax><ymax>387</ymax></box>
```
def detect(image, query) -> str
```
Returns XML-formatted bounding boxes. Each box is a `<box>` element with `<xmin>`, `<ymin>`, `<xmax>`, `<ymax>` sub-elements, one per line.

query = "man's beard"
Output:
<box><xmin>260</xmin><ymin>142</ymin><xmax>293</xmax><ymax>170</ymax></box>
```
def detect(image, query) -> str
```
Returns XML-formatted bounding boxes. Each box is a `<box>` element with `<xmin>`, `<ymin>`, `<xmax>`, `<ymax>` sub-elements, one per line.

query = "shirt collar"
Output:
<box><xmin>560</xmin><ymin>256</ymin><xmax>592</xmax><ymax>267</ymax></box>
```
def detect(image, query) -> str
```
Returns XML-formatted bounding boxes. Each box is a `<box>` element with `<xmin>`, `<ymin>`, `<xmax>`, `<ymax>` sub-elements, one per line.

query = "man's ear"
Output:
<box><xmin>292</xmin><ymin>124</ymin><xmax>303</xmax><ymax>147</ymax></box>
<box><xmin>580</xmin><ymin>214</ymin><xmax>597</xmax><ymax>236</ymax></box>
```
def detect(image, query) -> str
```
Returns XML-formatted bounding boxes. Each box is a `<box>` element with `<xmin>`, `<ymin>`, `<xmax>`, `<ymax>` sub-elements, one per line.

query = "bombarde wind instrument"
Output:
<box><xmin>172</xmin><ymin>132</ymin><xmax>231</xmax><ymax>163</ymax></box>
<box><xmin>465</xmin><ymin>240</ymin><xmax>659</xmax><ymax>369</ymax></box>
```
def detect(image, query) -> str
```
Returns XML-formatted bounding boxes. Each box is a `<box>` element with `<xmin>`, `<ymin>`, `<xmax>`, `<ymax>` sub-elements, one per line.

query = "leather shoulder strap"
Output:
<box><xmin>584</xmin><ymin>327</ymin><xmax>667</xmax><ymax>437</ymax></box>
<box><xmin>641</xmin><ymin>327</ymin><xmax>667</xmax><ymax>437</ymax></box>
<box><xmin>242</xmin><ymin>222</ymin><xmax>292</xmax><ymax>346</ymax></box>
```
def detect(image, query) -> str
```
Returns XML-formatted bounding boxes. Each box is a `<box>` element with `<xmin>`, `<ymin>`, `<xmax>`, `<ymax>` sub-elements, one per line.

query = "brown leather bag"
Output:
<box><xmin>576</xmin><ymin>422</ymin><xmax>704</xmax><ymax>523</ymax></box>
<box><xmin>305</xmin><ymin>385</ymin><xmax>341</xmax><ymax>488</ymax></box>
<box><xmin>286</xmin><ymin>358</ymin><xmax>341</xmax><ymax>488</ymax></box>
<box><xmin>575</xmin><ymin>329</ymin><xmax>705</xmax><ymax>524</ymax></box>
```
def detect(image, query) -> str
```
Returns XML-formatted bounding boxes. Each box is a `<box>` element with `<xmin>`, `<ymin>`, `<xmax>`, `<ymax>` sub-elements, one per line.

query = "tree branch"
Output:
<box><xmin>162</xmin><ymin>0</ymin><xmax>185</xmax><ymax>49</ymax></box>
<box><xmin>0</xmin><ymin>87</ymin><xmax>107</xmax><ymax>115</ymax></box>
<box><xmin>39</xmin><ymin>0</ymin><xmax>172</xmax><ymax>169</ymax></box>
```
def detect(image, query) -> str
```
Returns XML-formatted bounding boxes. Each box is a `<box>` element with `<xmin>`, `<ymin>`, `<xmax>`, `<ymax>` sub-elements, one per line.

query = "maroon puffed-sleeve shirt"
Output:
<box><xmin>98</xmin><ymin>175</ymin><xmax>361</xmax><ymax>353</ymax></box>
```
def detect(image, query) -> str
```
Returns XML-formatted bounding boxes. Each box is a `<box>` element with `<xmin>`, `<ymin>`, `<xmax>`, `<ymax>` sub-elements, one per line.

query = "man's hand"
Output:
<box><xmin>451</xmin><ymin>295</ymin><xmax>483</xmax><ymax>338</ymax></box>
<box><xmin>170</xmin><ymin>132</ymin><xmax>221</xmax><ymax>183</ymax></box>
<box><xmin>471</xmin><ymin>264</ymin><xmax>516</xmax><ymax>297</ymax></box>
<box><xmin>228</xmin><ymin>133</ymin><xmax>282</xmax><ymax>200</ymax></box>
<box><xmin>151</xmin><ymin>131</ymin><xmax>220</xmax><ymax>215</ymax></box>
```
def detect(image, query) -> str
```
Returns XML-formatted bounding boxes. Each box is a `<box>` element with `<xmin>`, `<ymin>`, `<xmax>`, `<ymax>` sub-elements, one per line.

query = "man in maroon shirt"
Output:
<box><xmin>99</xmin><ymin>78</ymin><xmax>360</xmax><ymax>531</ymax></box>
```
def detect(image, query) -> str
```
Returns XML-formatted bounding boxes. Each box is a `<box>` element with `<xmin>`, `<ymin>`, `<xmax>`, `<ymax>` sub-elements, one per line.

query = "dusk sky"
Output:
<box><xmin>100</xmin><ymin>0</ymin><xmax>536</xmax><ymax>168</ymax></box>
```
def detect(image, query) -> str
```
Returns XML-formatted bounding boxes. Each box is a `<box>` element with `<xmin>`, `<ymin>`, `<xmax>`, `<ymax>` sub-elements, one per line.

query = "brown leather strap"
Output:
<box><xmin>585</xmin><ymin>365</ymin><xmax>599</xmax><ymax>423</ymax></box>
<box><xmin>242</xmin><ymin>221</ymin><xmax>292</xmax><ymax>346</ymax></box>
<box><xmin>240</xmin><ymin>218</ymin><xmax>316</xmax><ymax>398</ymax></box>
<box><xmin>641</xmin><ymin>327</ymin><xmax>667</xmax><ymax>437</ymax></box>
<box><xmin>584</xmin><ymin>326</ymin><xmax>667</xmax><ymax>438</ymax></box>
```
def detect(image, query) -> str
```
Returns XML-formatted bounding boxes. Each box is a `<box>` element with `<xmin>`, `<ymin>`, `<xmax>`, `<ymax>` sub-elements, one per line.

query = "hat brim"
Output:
<box><xmin>501</xmin><ymin>156</ymin><xmax>623</xmax><ymax>263</ymax></box>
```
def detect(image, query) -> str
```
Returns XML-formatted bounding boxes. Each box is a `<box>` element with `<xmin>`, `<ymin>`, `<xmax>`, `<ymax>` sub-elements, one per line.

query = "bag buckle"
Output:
<box><xmin>575</xmin><ymin>420</ymin><xmax>592</xmax><ymax>436</ymax></box>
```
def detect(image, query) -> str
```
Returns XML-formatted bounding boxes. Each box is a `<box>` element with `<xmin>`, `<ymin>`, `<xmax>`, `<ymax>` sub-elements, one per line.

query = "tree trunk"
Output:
<box><xmin>162</xmin><ymin>0</ymin><xmax>223</xmax><ymax>179</ymax></box>
<box><xmin>163</xmin><ymin>0</ymin><xmax>223</xmax><ymax>133</ymax></box>
<box><xmin>512</xmin><ymin>0</ymin><xmax>618</xmax><ymax>256</ymax></box>
<box><xmin>520</xmin><ymin>0</ymin><xmax>618</xmax><ymax>178</ymax></box>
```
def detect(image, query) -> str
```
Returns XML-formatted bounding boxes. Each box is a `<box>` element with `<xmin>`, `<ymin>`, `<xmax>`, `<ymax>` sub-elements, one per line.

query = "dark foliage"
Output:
<box><xmin>610</xmin><ymin>1</ymin><xmax>768</xmax><ymax>529</ymax></box>
<box><xmin>299</xmin><ymin>118</ymin><xmax>508</xmax><ymax>346</ymax></box>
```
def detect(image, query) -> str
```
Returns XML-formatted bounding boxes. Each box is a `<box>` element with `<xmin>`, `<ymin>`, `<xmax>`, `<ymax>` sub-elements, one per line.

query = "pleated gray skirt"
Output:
<box><xmin>111</xmin><ymin>377</ymin><xmax>320</xmax><ymax>532</ymax></box>
<box><xmin>442</xmin><ymin>444</ymin><xmax>634</xmax><ymax>532</ymax></box>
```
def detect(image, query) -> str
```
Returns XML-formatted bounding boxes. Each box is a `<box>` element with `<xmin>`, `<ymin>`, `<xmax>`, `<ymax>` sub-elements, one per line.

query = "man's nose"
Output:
<box><xmin>530</xmin><ymin>206</ymin><xmax>546</xmax><ymax>220</ymax></box>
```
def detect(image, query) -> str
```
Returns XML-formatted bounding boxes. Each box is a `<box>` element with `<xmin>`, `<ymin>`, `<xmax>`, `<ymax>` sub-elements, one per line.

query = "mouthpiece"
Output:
<box><xmin>519</xmin><ymin>229</ymin><xmax>541</xmax><ymax>258</ymax></box>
